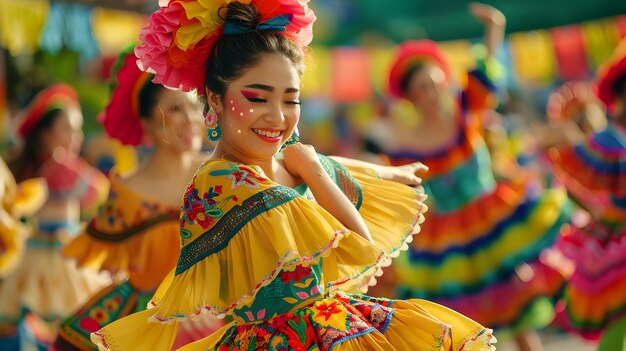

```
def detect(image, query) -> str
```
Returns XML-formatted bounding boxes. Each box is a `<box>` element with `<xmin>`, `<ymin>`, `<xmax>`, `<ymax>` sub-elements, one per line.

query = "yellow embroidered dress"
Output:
<box><xmin>54</xmin><ymin>174</ymin><xmax>222</xmax><ymax>350</ymax></box>
<box><xmin>89</xmin><ymin>156</ymin><xmax>495</xmax><ymax>351</ymax></box>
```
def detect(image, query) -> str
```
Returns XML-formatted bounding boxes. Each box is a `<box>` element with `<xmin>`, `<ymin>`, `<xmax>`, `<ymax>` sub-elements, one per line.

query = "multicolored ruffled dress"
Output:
<box><xmin>548</xmin><ymin>121</ymin><xmax>626</xmax><ymax>341</ymax></box>
<box><xmin>89</xmin><ymin>156</ymin><xmax>495</xmax><ymax>351</ymax></box>
<box><xmin>52</xmin><ymin>173</ymin><xmax>223</xmax><ymax>351</ymax></box>
<box><xmin>382</xmin><ymin>71</ymin><xmax>571</xmax><ymax>334</ymax></box>
<box><xmin>0</xmin><ymin>155</ymin><xmax>110</xmax><ymax>348</ymax></box>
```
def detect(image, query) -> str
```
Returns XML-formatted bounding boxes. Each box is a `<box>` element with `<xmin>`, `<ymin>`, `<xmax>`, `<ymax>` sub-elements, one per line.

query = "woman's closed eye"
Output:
<box><xmin>245</xmin><ymin>96</ymin><xmax>267</xmax><ymax>103</ymax></box>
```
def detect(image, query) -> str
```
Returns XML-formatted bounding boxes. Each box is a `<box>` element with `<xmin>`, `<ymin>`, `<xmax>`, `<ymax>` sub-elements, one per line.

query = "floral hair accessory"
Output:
<box><xmin>388</xmin><ymin>40</ymin><xmax>452</xmax><ymax>99</ymax></box>
<box><xmin>135</xmin><ymin>0</ymin><xmax>316</xmax><ymax>95</ymax></box>
<box><xmin>100</xmin><ymin>45</ymin><xmax>153</xmax><ymax>146</ymax></box>
<box><xmin>17</xmin><ymin>84</ymin><xmax>79</xmax><ymax>138</ymax></box>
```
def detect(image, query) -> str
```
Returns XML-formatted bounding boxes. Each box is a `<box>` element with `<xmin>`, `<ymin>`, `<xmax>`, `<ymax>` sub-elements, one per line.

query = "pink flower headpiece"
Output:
<box><xmin>135</xmin><ymin>0</ymin><xmax>316</xmax><ymax>95</ymax></box>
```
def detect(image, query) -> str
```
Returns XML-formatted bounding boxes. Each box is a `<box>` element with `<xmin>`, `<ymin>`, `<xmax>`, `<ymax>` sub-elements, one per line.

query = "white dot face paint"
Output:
<box><xmin>231</xmin><ymin>107</ymin><xmax>235</xmax><ymax>111</ymax></box>
<box><xmin>250</xmin><ymin>109</ymin><xmax>254</xmax><ymax>113</ymax></box>
<box><xmin>240</xmin><ymin>112</ymin><xmax>244</xmax><ymax>117</ymax></box>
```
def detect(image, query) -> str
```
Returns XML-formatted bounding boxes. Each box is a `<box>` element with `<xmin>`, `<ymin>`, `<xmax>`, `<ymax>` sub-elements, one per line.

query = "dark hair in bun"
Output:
<box><xmin>204</xmin><ymin>2</ymin><xmax>305</xmax><ymax>100</ymax></box>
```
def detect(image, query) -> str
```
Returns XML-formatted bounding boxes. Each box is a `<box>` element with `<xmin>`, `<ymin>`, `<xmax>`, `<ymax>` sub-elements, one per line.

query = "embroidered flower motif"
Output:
<box><xmin>314</xmin><ymin>301</ymin><xmax>342</xmax><ymax>322</ymax></box>
<box><xmin>210</xmin><ymin>163</ymin><xmax>267</xmax><ymax>189</ymax></box>
<box><xmin>269</xmin><ymin>313</ymin><xmax>292</xmax><ymax>329</ymax></box>
<box><xmin>279</xmin><ymin>265</ymin><xmax>311</xmax><ymax>284</ymax></box>
<box><xmin>180</xmin><ymin>180</ymin><xmax>229</xmax><ymax>230</ymax></box>
<box><xmin>89</xmin><ymin>307</ymin><xmax>110</xmax><ymax>325</ymax></box>
<box><xmin>103</xmin><ymin>297</ymin><xmax>121</xmax><ymax>312</ymax></box>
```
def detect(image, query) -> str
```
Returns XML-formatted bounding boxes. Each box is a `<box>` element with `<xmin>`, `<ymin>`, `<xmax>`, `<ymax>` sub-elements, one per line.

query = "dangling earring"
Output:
<box><xmin>440</xmin><ymin>93</ymin><xmax>456</xmax><ymax>120</ymax></box>
<box><xmin>204</xmin><ymin>106</ymin><xmax>221</xmax><ymax>141</ymax></box>
<box><xmin>281</xmin><ymin>127</ymin><xmax>300</xmax><ymax>150</ymax></box>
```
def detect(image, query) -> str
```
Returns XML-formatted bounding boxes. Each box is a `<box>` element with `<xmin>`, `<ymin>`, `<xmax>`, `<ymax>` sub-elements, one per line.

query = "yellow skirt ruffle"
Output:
<box><xmin>91</xmin><ymin>293</ymin><xmax>495</xmax><ymax>351</ymax></box>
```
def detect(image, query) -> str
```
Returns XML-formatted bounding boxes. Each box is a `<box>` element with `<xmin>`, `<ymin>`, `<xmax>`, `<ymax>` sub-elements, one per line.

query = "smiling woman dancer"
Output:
<box><xmin>88</xmin><ymin>1</ymin><xmax>495</xmax><ymax>350</ymax></box>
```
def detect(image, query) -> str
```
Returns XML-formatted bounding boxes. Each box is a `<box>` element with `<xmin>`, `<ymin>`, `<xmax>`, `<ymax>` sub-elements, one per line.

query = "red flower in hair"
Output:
<box><xmin>101</xmin><ymin>48</ymin><xmax>152</xmax><ymax>146</ymax></box>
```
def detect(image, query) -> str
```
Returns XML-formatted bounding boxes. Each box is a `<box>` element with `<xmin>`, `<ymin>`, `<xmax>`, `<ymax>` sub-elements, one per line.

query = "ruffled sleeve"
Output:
<box><xmin>62</xmin><ymin>175</ymin><xmax>180</xmax><ymax>291</ymax></box>
<box><xmin>319</xmin><ymin>155</ymin><xmax>426</xmax><ymax>261</ymax></box>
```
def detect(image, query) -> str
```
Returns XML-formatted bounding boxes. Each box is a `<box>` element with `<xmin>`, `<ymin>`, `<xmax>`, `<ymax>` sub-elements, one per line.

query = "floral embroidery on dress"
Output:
<box><xmin>209</xmin><ymin>163</ymin><xmax>267</xmax><ymax>189</ymax></box>
<box><xmin>214</xmin><ymin>294</ymin><xmax>396</xmax><ymax>351</ymax></box>
<box><xmin>235</xmin><ymin>265</ymin><xmax>322</xmax><ymax>323</ymax></box>
<box><xmin>279</xmin><ymin>265</ymin><xmax>311</xmax><ymax>284</ymax></box>
<box><xmin>179</xmin><ymin>175</ymin><xmax>240</xmax><ymax>238</ymax></box>
<box><xmin>314</xmin><ymin>300</ymin><xmax>345</xmax><ymax>323</ymax></box>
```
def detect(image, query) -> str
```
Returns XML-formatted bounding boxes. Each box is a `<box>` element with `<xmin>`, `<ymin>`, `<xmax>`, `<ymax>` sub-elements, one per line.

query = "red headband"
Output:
<box><xmin>17</xmin><ymin>84</ymin><xmax>79</xmax><ymax>138</ymax></box>
<box><xmin>388</xmin><ymin>40</ymin><xmax>452</xmax><ymax>99</ymax></box>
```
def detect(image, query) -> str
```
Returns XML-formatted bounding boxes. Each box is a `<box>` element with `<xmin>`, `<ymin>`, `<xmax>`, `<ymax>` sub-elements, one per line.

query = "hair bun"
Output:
<box><xmin>221</xmin><ymin>2</ymin><xmax>260</xmax><ymax>31</ymax></box>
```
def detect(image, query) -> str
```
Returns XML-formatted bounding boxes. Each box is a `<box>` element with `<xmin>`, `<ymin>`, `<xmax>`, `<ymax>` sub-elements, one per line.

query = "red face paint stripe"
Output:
<box><xmin>241</xmin><ymin>90</ymin><xmax>261</xmax><ymax>99</ymax></box>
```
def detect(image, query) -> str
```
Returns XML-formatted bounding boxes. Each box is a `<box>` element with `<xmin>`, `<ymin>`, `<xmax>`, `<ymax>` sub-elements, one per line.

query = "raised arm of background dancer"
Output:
<box><xmin>283</xmin><ymin>144</ymin><xmax>373</xmax><ymax>243</ymax></box>
<box><xmin>469</xmin><ymin>2</ymin><xmax>506</xmax><ymax>57</ymax></box>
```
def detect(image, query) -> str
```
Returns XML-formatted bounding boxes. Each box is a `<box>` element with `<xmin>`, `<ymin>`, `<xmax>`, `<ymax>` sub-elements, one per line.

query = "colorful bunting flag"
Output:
<box><xmin>551</xmin><ymin>25</ymin><xmax>589</xmax><ymax>80</ymax></box>
<box><xmin>330</xmin><ymin>47</ymin><xmax>371</xmax><ymax>102</ymax></box>
<box><xmin>509</xmin><ymin>30</ymin><xmax>557</xmax><ymax>86</ymax></box>
<box><xmin>582</xmin><ymin>18</ymin><xmax>621</xmax><ymax>69</ymax></box>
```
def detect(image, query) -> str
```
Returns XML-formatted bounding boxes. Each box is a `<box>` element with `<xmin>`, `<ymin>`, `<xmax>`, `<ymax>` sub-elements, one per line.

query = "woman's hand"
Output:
<box><xmin>469</xmin><ymin>2</ymin><xmax>506</xmax><ymax>57</ymax></box>
<box><xmin>469</xmin><ymin>2</ymin><xmax>505</xmax><ymax>27</ymax></box>
<box><xmin>282</xmin><ymin>142</ymin><xmax>324</xmax><ymax>180</ymax></box>
<box><xmin>378</xmin><ymin>162</ymin><xmax>428</xmax><ymax>188</ymax></box>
